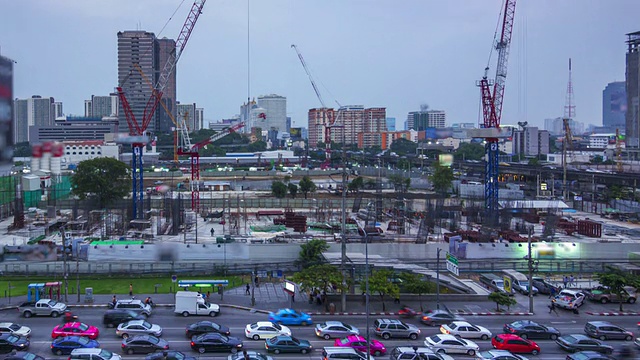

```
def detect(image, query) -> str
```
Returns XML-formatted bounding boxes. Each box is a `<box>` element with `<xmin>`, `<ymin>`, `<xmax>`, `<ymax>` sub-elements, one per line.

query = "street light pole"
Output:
<box><xmin>436</xmin><ymin>248</ymin><xmax>441</xmax><ymax>310</ymax></box>
<box><xmin>364</xmin><ymin>228</ymin><xmax>370</xmax><ymax>360</ymax></box>
<box><xmin>527</xmin><ymin>226</ymin><xmax>534</xmax><ymax>314</ymax></box>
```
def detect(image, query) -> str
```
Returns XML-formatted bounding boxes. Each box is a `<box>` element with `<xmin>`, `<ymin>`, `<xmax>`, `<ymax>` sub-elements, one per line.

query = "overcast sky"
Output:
<box><xmin>1</xmin><ymin>0</ymin><xmax>638</xmax><ymax>131</ymax></box>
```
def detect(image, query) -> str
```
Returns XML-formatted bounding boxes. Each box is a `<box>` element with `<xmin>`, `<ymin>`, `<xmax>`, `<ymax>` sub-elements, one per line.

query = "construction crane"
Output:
<box><xmin>116</xmin><ymin>0</ymin><xmax>206</xmax><ymax>220</ymax></box>
<box><xmin>291</xmin><ymin>44</ymin><xmax>337</xmax><ymax>170</ymax></box>
<box><xmin>177</xmin><ymin>122</ymin><xmax>246</xmax><ymax>211</ymax></box>
<box><xmin>562</xmin><ymin>58</ymin><xmax>576</xmax><ymax>200</ymax></box>
<box><xmin>477</xmin><ymin>0</ymin><xmax>516</xmax><ymax>227</ymax></box>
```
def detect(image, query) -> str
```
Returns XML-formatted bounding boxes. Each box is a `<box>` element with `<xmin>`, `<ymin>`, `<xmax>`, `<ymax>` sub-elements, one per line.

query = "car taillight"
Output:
<box><xmin>121</xmin><ymin>344</ymin><xmax>125</xmax><ymax>348</ymax></box>
<box><xmin>422</xmin><ymin>317</ymin><xmax>429</xmax><ymax>320</ymax></box>
<box><xmin>164</xmin><ymin>345</ymin><xmax>169</xmax><ymax>349</ymax></box>
<box><xmin>190</xmin><ymin>342</ymin><xmax>195</xmax><ymax>346</ymax></box>
<box><xmin>376</xmin><ymin>328</ymin><xmax>381</xmax><ymax>331</ymax></box>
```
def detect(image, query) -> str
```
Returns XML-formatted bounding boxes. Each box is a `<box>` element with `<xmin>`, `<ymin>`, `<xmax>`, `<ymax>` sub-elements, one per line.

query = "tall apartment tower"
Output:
<box><xmin>626</xmin><ymin>31</ymin><xmax>640</xmax><ymax>148</ymax></box>
<box><xmin>91</xmin><ymin>94</ymin><xmax>119</xmax><ymax>118</ymax></box>
<box><xmin>13</xmin><ymin>95</ymin><xmax>55</xmax><ymax>143</ymax></box>
<box><xmin>117</xmin><ymin>31</ymin><xmax>176</xmax><ymax>134</ymax></box>
<box><xmin>155</xmin><ymin>37</ymin><xmax>177</xmax><ymax>133</ymax></box>
<box><xmin>177</xmin><ymin>102</ymin><xmax>197</xmax><ymax>131</ymax></box>
<box><xmin>406</xmin><ymin>109</ymin><xmax>446</xmax><ymax>130</ymax></box>
<box><xmin>307</xmin><ymin>108</ymin><xmax>335</xmax><ymax>147</ymax></box>
<box><xmin>257</xmin><ymin>94</ymin><xmax>287</xmax><ymax>132</ymax></box>
<box><xmin>0</xmin><ymin>55</ymin><xmax>13</xmax><ymax>170</ymax></box>
<box><xmin>51</xmin><ymin>102</ymin><xmax>64</xmax><ymax>119</ymax></box>
<box><xmin>603</xmin><ymin>81</ymin><xmax>626</xmax><ymax>129</ymax></box>
<box><xmin>195</xmin><ymin>108</ymin><xmax>204</xmax><ymax>131</ymax></box>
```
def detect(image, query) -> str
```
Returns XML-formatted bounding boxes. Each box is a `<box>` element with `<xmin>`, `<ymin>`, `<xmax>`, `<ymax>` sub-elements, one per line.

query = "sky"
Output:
<box><xmin>1</xmin><ymin>0</ymin><xmax>639</xmax><ymax>131</ymax></box>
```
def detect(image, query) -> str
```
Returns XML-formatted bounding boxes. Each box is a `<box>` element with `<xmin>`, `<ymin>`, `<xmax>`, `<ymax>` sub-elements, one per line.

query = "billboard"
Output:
<box><xmin>289</xmin><ymin>127</ymin><xmax>302</xmax><ymax>139</ymax></box>
<box><xmin>0</xmin><ymin>56</ymin><xmax>13</xmax><ymax>172</ymax></box>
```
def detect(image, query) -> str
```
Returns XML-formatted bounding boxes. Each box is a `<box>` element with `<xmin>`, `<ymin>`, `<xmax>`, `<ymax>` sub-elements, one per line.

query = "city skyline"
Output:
<box><xmin>1</xmin><ymin>0</ymin><xmax>638</xmax><ymax>130</ymax></box>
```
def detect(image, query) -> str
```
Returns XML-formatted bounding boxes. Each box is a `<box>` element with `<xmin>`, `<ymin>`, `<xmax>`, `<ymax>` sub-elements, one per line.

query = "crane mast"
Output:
<box><xmin>479</xmin><ymin>0</ymin><xmax>516</xmax><ymax>227</ymax></box>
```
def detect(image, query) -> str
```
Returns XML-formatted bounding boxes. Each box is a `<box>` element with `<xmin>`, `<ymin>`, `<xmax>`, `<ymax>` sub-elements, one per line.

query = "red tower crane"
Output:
<box><xmin>477</xmin><ymin>0</ymin><xmax>516</xmax><ymax>227</ymax></box>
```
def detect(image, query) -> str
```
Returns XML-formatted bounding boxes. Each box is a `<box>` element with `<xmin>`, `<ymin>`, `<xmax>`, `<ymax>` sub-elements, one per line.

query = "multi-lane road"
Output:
<box><xmin>0</xmin><ymin>306</ymin><xmax>637</xmax><ymax>360</ymax></box>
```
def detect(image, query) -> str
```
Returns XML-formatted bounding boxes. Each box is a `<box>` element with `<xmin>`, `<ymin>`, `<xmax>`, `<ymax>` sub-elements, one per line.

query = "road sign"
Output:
<box><xmin>257</xmin><ymin>270</ymin><xmax>268</xmax><ymax>278</ymax></box>
<box><xmin>171</xmin><ymin>275</ymin><xmax>177</xmax><ymax>283</ymax></box>
<box><xmin>504</xmin><ymin>276</ymin><xmax>512</xmax><ymax>293</ymax></box>
<box><xmin>272</xmin><ymin>270</ymin><xmax>283</xmax><ymax>278</ymax></box>
<box><xmin>446</xmin><ymin>252</ymin><xmax>459</xmax><ymax>276</ymax></box>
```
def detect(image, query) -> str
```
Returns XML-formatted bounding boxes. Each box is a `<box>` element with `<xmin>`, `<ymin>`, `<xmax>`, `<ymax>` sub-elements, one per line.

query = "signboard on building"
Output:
<box><xmin>289</xmin><ymin>127</ymin><xmax>302</xmax><ymax>139</ymax></box>
<box><xmin>0</xmin><ymin>56</ymin><xmax>13</xmax><ymax>173</ymax></box>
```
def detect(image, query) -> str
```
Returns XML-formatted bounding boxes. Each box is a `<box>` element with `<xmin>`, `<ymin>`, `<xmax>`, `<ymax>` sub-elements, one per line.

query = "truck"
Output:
<box><xmin>479</xmin><ymin>273</ymin><xmax>514</xmax><ymax>296</ymax></box>
<box><xmin>18</xmin><ymin>299</ymin><xmax>67</xmax><ymax>318</ymax></box>
<box><xmin>174</xmin><ymin>291</ymin><xmax>220</xmax><ymax>317</ymax></box>
<box><xmin>585</xmin><ymin>286</ymin><xmax>637</xmax><ymax>304</ymax></box>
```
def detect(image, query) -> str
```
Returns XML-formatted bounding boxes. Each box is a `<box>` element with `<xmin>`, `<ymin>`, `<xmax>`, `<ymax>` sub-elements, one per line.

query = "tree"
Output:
<box><xmin>296</xmin><ymin>239</ymin><xmax>329</xmax><ymax>269</ymax></box>
<box><xmin>596</xmin><ymin>267</ymin><xmax>640</xmax><ymax>311</ymax></box>
<box><xmin>348</xmin><ymin>176</ymin><xmax>364</xmax><ymax>193</ymax></box>
<box><xmin>369</xmin><ymin>269</ymin><xmax>400</xmax><ymax>311</ymax></box>
<box><xmin>488</xmin><ymin>291</ymin><xmax>517</xmax><ymax>312</ymax></box>
<box><xmin>390</xmin><ymin>138</ymin><xmax>417</xmax><ymax>156</ymax></box>
<box><xmin>528</xmin><ymin>157</ymin><xmax>540</xmax><ymax>166</ymax></box>
<box><xmin>399</xmin><ymin>272</ymin><xmax>434</xmax><ymax>311</ymax></box>
<box><xmin>271</xmin><ymin>181</ymin><xmax>287</xmax><ymax>198</ymax></box>
<box><xmin>430</xmin><ymin>161</ymin><xmax>454</xmax><ymax>193</ymax></box>
<box><xmin>454</xmin><ymin>142</ymin><xmax>485</xmax><ymax>161</ymax></box>
<box><xmin>298</xmin><ymin>176</ymin><xmax>317</xmax><ymax>199</ymax></box>
<box><xmin>290</xmin><ymin>264</ymin><xmax>348</xmax><ymax>294</ymax></box>
<box><xmin>288</xmin><ymin>183</ymin><xmax>298</xmax><ymax>198</ymax></box>
<box><xmin>70</xmin><ymin>158</ymin><xmax>131</xmax><ymax>208</ymax></box>
<box><xmin>388</xmin><ymin>174</ymin><xmax>410</xmax><ymax>191</ymax></box>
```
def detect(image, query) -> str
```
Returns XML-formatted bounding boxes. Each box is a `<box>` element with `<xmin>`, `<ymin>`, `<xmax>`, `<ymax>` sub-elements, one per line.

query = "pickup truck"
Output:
<box><xmin>18</xmin><ymin>299</ymin><xmax>67</xmax><ymax>318</ymax></box>
<box><xmin>585</xmin><ymin>286</ymin><xmax>637</xmax><ymax>304</ymax></box>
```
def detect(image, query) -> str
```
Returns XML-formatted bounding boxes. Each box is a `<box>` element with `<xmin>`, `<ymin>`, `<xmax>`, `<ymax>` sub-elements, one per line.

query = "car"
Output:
<box><xmin>565</xmin><ymin>351</ymin><xmax>617</xmax><ymax>360</ymax></box>
<box><xmin>373</xmin><ymin>319</ymin><xmax>420</xmax><ymax>340</ymax></box>
<box><xmin>0</xmin><ymin>334</ymin><xmax>29</xmax><ymax>355</ymax></box>
<box><xmin>244</xmin><ymin>322</ymin><xmax>291</xmax><ymax>340</ymax></box>
<box><xmin>389</xmin><ymin>346</ymin><xmax>454</xmax><ymax>360</ymax></box>
<box><xmin>0</xmin><ymin>324</ymin><xmax>30</xmax><ymax>338</ymax></box>
<box><xmin>227</xmin><ymin>351</ymin><xmax>273</xmax><ymax>360</ymax></box>
<box><xmin>51</xmin><ymin>336</ymin><xmax>100</xmax><ymax>356</ymax></box>
<box><xmin>322</xmin><ymin>346</ymin><xmax>373</xmax><ymax>360</ymax></box>
<box><xmin>585</xmin><ymin>286</ymin><xmax>637</xmax><ymax>304</ymax></box>
<box><xmin>267</xmin><ymin>308</ymin><xmax>312</xmax><ymax>326</ymax></box>
<box><xmin>103</xmin><ymin>310</ymin><xmax>145</xmax><ymax>328</ymax></box>
<box><xmin>121</xmin><ymin>335</ymin><xmax>169</xmax><ymax>355</ymax></box>
<box><xmin>314</xmin><ymin>321</ymin><xmax>359</xmax><ymax>340</ymax></box>
<box><xmin>145</xmin><ymin>351</ymin><xmax>195</xmax><ymax>360</ymax></box>
<box><xmin>440</xmin><ymin>321</ymin><xmax>492</xmax><ymax>340</ymax></box>
<box><xmin>491</xmin><ymin>334</ymin><xmax>540</xmax><ymax>355</ymax></box>
<box><xmin>556</xmin><ymin>334</ymin><xmax>614</xmax><ymax>354</ymax></box>
<box><xmin>111</xmin><ymin>299</ymin><xmax>152</xmax><ymax>317</ymax></box>
<box><xmin>531</xmin><ymin>277</ymin><xmax>561</xmax><ymax>295</ymax></box>
<box><xmin>421</xmin><ymin>310</ymin><xmax>465</xmax><ymax>326</ymax></box>
<box><xmin>334</xmin><ymin>335</ymin><xmax>386</xmax><ymax>356</ymax></box>
<box><xmin>185</xmin><ymin>321</ymin><xmax>230</xmax><ymax>338</ymax></box>
<box><xmin>52</xmin><ymin>322</ymin><xmax>100</xmax><ymax>340</ymax></box>
<box><xmin>475</xmin><ymin>350</ymin><xmax>529</xmax><ymax>360</ymax></box>
<box><xmin>424</xmin><ymin>334</ymin><xmax>479</xmax><ymax>356</ymax></box>
<box><xmin>189</xmin><ymin>333</ymin><xmax>243</xmax><ymax>354</ymax></box>
<box><xmin>2</xmin><ymin>352</ymin><xmax>44</xmax><ymax>360</ymax></box>
<box><xmin>503</xmin><ymin>320</ymin><xmax>560</xmax><ymax>340</ymax></box>
<box><xmin>584</xmin><ymin>321</ymin><xmax>633</xmax><ymax>341</ymax></box>
<box><xmin>553</xmin><ymin>289</ymin><xmax>586</xmax><ymax>309</ymax></box>
<box><xmin>116</xmin><ymin>320</ymin><xmax>162</xmax><ymax>338</ymax></box>
<box><xmin>264</xmin><ymin>335</ymin><xmax>312</xmax><ymax>354</ymax></box>
<box><xmin>69</xmin><ymin>348</ymin><xmax>122</xmax><ymax>360</ymax></box>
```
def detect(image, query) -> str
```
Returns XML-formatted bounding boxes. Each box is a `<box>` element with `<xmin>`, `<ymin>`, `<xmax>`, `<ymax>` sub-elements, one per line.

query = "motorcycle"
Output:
<box><xmin>398</xmin><ymin>306</ymin><xmax>417</xmax><ymax>318</ymax></box>
<box><xmin>62</xmin><ymin>312</ymin><xmax>78</xmax><ymax>323</ymax></box>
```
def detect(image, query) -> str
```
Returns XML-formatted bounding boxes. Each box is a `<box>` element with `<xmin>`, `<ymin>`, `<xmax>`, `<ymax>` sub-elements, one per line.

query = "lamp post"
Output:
<box><xmin>363</xmin><ymin>202</ymin><xmax>374</xmax><ymax>360</ymax></box>
<box><xmin>436</xmin><ymin>248</ymin><xmax>441</xmax><ymax>310</ymax></box>
<box><xmin>527</xmin><ymin>226</ymin><xmax>534</xmax><ymax>313</ymax></box>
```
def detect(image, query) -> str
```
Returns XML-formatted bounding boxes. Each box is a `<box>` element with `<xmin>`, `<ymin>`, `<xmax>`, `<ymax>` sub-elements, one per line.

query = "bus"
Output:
<box><xmin>501</xmin><ymin>269</ymin><xmax>538</xmax><ymax>295</ymax></box>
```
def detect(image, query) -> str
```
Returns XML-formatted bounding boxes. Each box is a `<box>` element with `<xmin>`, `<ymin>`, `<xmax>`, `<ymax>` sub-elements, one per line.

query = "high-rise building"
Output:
<box><xmin>626</xmin><ymin>31</ymin><xmax>640</xmax><ymax>148</ymax></box>
<box><xmin>13</xmin><ymin>95</ymin><xmax>55</xmax><ymax>143</ymax></box>
<box><xmin>52</xmin><ymin>102</ymin><xmax>64</xmax><ymax>119</ymax></box>
<box><xmin>257</xmin><ymin>94</ymin><xmax>287</xmax><ymax>132</ymax></box>
<box><xmin>406</xmin><ymin>110</ymin><xmax>446</xmax><ymax>130</ymax></box>
<box><xmin>0</xmin><ymin>55</ymin><xmax>13</xmax><ymax>170</ymax></box>
<box><xmin>512</xmin><ymin>126</ymin><xmax>549</xmax><ymax>156</ymax></box>
<box><xmin>386</xmin><ymin>117</ymin><xmax>396</xmax><ymax>132</ymax></box>
<box><xmin>155</xmin><ymin>37</ymin><xmax>177</xmax><ymax>133</ymax></box>
<box><xmin>603</xmin><ymin>81</ymin><xmax>626</xmax><ymax>129</ymax></box>
<box><xmin>117</xmin><ymin>31</ymin><xmax>175</xmax><ymax>134</ymax></box>
<box><xmin>333</xmin><ymin>106</ymin><xmax>386</xmax><ymax>146</ymax></box>
<box><xmin>307</xmin><ymin>108</ymin><xmax>335</xmax><ymax>148</ymax></box>
<box><xmin>240</xmin><ymin>99</ymin><xmax>257</xmax><ymax>133</ymax></box>
<box><xmin>90</xmin><ymin>94</ymin><xmax>119</xmax><ymax>118</ymax></box>
<box><xmin>195</xmin><ymin>108</ymin><xmax>204</xmax><ymax>131</ymax></box>
<box><xmin>84</xmin><ymin>100</ymin><xmax>92</xmax><ymax>117</ymax></box>
<box><xmin>177</xmin><ymin>102</ymin><xmax>197</xmax><ymax>131</ymax></box>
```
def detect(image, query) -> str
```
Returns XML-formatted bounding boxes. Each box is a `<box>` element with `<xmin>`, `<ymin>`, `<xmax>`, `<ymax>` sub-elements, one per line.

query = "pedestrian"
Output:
<box><xmin>111</xmin><ymin>295</ymin><xmax>117</xmax><ymax>307</ymax></box>
<box><xmin>129</xmin><ymin>283</ymin><xmax>133</xmax><ymax>296</ymax></box>
<box><xmin>210</xmin><ymin>228</ymin><xmax>215</xmax><ymax>237</ymax></box>
<box><xmin>549</xmin><ymin>286</ymin><xmax>557</xmax><ymax>299</ymax></box>
<box><xmin>242</xmin><ymin>349</ymin><xmax>250</xmax><ymax>360</ymax></box>
<box><xmin>562</xmin><ymin>276</ymin><xmax>568</xmax><ymax>289</ymax></box>
<box><xmin>394</xmin><ymin>295</ymin><xmax>400</xmax><ymax>304</ymax></box>
<box><xmin>308</xmin><ymin>291</ymin><xmax>313</xmax><ymax>304</ymax></box>
<box><xmin>548</xmin><ymin>301</ymin><xmax>558</xmax><ymax>316</ymax></box>
<box><xmin>316</xmin><ymin>293</ymin><xmax>322</xmax><ymax>305</ymax></box>
<box><xmin>206</xmin><ymin>291</ymin><xmax>211</xmax><ymax>301</ymax></box>
<box><xmin>255</xmin><ymin>276</ymin><xmax>259</xmax><ymax>288</ymax></box>
<box><xmin>569</xmin><ymin>274</ymin><xmax>575</xmax><ymax>287</ymax></box>
<box><xmin>245</xmin><ymin>284</ymin><xmax>250</xmax><ymax>296</ymax></box>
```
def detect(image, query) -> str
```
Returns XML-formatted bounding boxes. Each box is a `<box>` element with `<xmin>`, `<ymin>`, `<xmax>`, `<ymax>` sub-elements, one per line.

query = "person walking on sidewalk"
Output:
<box><xmin>245</xmin><ymin>284</ymin><xmax>250</xmax><ymax>296</ymax></box>
<box><xmin>548</xmin><ymin>301</ymin><xmax>558</xmax><ymax>316</ymax></box>
<box><xmin>549</xmin><ymin>286</ymin><xmax>557</xmax><ymax>299</ymax></box>
<box><xmin>562</xmin><ymin>276</ymin><xmax>568</xmax><ymax>289</ymax></box>
<box><xmin>129</xmin><ymin>283</ymin><xmax>133</xmax><ymax>296</ymax></box>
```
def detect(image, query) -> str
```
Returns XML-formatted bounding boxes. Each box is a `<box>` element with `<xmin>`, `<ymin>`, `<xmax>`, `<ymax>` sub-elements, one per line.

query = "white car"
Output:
<box><xmin>440</xmin><ymin>321</ymin><xmax>492</xmax><ymax>340</ymax></box>
<box><xmin>0</xmin><ymin>323</ymin><xmax>31</xmax><ymax>337</ymax></box>
<box><xmin>116</xmin><ymin>320</ymin><xmax>162</xmax><ymax>338</ymax></box>
<box><xmin>424</xmin><ymin>334</ymin><xmax>479</xmax><ymax>356</ymax></box>
<box><xmin>244</xmin><ymin>321</ymin><xmax>291</xmax><ymax>340</ymax></box>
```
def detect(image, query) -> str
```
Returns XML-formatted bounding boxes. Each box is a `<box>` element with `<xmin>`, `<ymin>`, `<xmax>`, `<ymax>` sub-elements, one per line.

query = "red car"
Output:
<box><xmin>334</xmin><ymin>335</ymin><xmax>386</xmax><ymax>356</ymax></box>
<box><xmin>492</xmin><ymin>334</ymin><xmax>540</xmax><ymax>355</ymax></box>
<box><xmin>51</xmin><ymin>322</ymin><xmax>99</xmax><ymax>340</ymax></box>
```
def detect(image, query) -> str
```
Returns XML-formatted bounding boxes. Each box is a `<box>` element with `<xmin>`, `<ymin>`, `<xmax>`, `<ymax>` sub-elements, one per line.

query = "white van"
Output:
<box><xmin>174</xmin><ymin>291</ymin><xmax>220</xmax><ymax>317</ymax></box>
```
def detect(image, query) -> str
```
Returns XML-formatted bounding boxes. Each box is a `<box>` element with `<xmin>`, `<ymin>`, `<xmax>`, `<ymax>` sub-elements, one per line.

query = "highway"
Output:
<box><xmin>0</xmin><ymin>306</ymin><xmax>637</xmax><ymax>360</ymax></box>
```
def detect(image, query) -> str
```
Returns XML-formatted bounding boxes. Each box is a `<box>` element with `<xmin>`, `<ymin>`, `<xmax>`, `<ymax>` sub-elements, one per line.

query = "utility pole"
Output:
<box><xmin>527</xmin><ymin>226</ymin><xmax>534</xmax><ymax>314</ymax></box>
<box><xmin>76</xmin><ymin>249</ymin><xmax>80</xmax><ymax>303</ymax></box>
<box><xmin>61</xmin><ymin>227</ymin><xmax>68</xmax><ymax>303</ymax></box>
<box><xmin>436</xmin><ymin>248</ymin><xmax>441</xmax><ymax>310</ymax></box>
<box><xmin>251</xmin><ymin>268</ymin><xmax>256</xmax><ymax>307</ymax></box>
<box><xmin>340</xmin><ymin>116</ymin><xmax>348</xmax><ymax>312</ymax></box>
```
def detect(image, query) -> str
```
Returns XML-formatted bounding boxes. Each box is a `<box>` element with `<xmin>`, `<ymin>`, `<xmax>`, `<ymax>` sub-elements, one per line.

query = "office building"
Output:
<box><xmin>117</xmin><ymin>31</ymin><xmax>176</xmax><ymax>134</ymax></box>
<box><xmin>29</xmin><ymin>116</ymin><xmax>118</xmax><ymax>143</ymax></box>
<box><xmin>240</xmin><ymin>99</ymin><xmax>257</xmax><ymax>133</ymax></box>
<box><xmin>307</xmin><ymin>108</ymin><xmax>335</xmax><ymax>148</ymax></box>
<box><xmin>177</xmin><ymin>102</ymin><xmax>197</xmax><ymax>131</ymax></box>
<box><xmin>89</xmin><ymin>94</ymin><xmax>119</xmax><ymax>118</ymax></box>
<box><xmin>84</xmin><ymin>100</ymin><xmax>92</xmax><ymax>117</ymax></box>
<box><xmin>603</xmin><ymin>81</ymin><xmax>626</xmax><ymax>129</ymax></box>
<box><xmin>51</xmin><ymin>102</ymin><xmax>64</xmax><ymax>119</ymax></box>
<box><xmin>0</xmin><ymin>55</ymin><xmax>13</xmax><ymax>171</ymax></box>
<box><xmin>257</xmin><ymin>94</ymin><xmax>287</xmax><ymax>132</ymax></box>
<box><xmin>512</xmin><ymin>126</ymin><xmax>549</xmax><ymax>156</ymax></box>
<box><xmin>386</xmin><ymin>117</ymin><xmax>396</xmax><ymax>132</ymax></box>
<box><xmin>544</xmin><ymin>117</ymin><xmax>585</xmax><ymax>136</ymax></box>
<box><xmin>13</xmin><ymin>95</ymin><xmax>55</xmax><ymax>143</ymax></box>
<box><xmin>626</xmin><ymin>31</ymin><xmax>640</xmax><ymax>148</ymax></box>
<box><xmin>195</xmin><ymin>108</ymin><xmax>204</xmax><ymax>131</ymax></box>
<box><xmin>406</xmin><ymin>109</ymin><xmax>446</xmax><ymax>130</ymax></box>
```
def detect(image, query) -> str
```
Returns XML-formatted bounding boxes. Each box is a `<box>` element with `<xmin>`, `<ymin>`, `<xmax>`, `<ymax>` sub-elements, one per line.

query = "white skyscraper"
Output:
<box><xmin>13</xmin><ymin>95</ymin><xmax>54</xmax><ymax>142</ymax></box>
<box><xmin>257</xmin><ymin>94</ymin><xmax>287</xmax><ymax>132</ymax></box>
